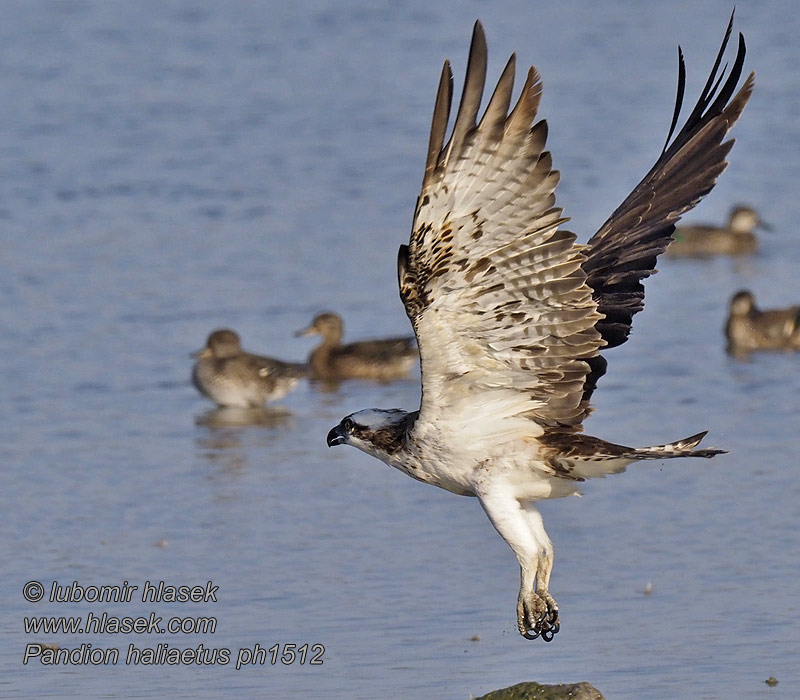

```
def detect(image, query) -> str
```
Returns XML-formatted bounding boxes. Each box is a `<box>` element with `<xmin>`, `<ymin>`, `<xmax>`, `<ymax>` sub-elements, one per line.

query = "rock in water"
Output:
<box><xmin>475</xmin><ymin>681</ymin><xmax>606</xmax><ymax>700</ymax></box>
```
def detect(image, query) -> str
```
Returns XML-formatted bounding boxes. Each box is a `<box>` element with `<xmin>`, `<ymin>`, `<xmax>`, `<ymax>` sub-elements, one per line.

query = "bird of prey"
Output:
<box><xmin>327</xmin><ymin>18</ymin><xmax>752</xmax><ymax>641</ymax></box>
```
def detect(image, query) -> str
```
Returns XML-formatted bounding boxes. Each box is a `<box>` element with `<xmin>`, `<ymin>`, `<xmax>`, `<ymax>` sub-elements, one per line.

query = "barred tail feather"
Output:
<box><xmin>544</xmin><ymin>429</ymin><xmax>726</xmax><ymax>481</ymax></box>
<box><xmin>632</xmin><ymin>431</ymin><xmax>727</xmax><ymax>459</ymax></box>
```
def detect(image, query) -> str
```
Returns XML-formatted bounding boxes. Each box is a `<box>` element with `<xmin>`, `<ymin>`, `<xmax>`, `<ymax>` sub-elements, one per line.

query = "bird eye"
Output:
<box><xmin>342</xmin><ymin>418</ymin><xmax>355</xmax><ymax>434</ymax></box>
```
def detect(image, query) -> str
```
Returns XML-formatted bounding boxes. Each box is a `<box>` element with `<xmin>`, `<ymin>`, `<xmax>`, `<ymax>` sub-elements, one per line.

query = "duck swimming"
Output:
<box><xmin>192</xmin><ymin>329</ymin><xmax>307</xmax><ymax>407</ymax></box>
<box><xmin>295</xmin><ymin>312</ymin><xmax>418</xmax><ymax>382</ymax></box>
<box><xmin>667</xmin><ymin>205</ymin><xmax>769</xmax><ymax>257</ymax></box>
<box><xmin>725</xmin><ymin>290</ymin><xmax>800</xmax><ymax>354</ymax></box>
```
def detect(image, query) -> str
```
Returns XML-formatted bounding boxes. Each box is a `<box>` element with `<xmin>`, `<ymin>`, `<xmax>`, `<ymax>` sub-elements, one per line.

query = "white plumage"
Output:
<box><xmin>328</xmin><ymin>18</ymin><xmax>752</xmax><ymax>641</ymax></box>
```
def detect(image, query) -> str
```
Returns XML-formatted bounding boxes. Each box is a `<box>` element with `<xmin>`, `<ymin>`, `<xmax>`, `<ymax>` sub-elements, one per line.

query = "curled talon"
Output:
<box><xmin>541</xmin><ymin>628</ymin><xmax>555</xmax><ymax>642</ymax></box>
<box><xmin>522</xmin><ymin>628</ymin><xmax>541</xmax><ymax>640</ymax></box>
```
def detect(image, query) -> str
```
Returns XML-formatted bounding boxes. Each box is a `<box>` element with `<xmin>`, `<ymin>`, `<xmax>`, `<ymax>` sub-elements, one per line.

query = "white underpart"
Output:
<box><xmin>474</xmin><ymin>480</ymin><xmax>553</xmax><ymax>600</ymax></box>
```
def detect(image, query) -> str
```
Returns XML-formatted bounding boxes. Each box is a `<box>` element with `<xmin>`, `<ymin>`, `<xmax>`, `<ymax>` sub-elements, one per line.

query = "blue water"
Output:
<box><xmin>2</xmin><ymin>1</ymin><xmax>799</xmax><ymax>698</ymax></box>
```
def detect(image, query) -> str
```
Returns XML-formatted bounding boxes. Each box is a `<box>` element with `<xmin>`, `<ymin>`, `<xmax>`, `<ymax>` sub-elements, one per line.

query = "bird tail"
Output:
<box><xmin>543</xmin><ymin>429</ymin><xmax>726</xmax><ymax>481</ymax></box>
<box><xmin>631</xmin><ymin>431</ymin><xmax>726</xmax><ymax>459</ymax></box>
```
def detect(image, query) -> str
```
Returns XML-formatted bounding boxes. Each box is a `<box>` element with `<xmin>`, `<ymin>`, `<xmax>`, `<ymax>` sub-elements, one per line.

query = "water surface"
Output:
<box><xmin>2</xmin><ymin>1</ymin><xmax>799</xmax><ymax>698</ymax></box>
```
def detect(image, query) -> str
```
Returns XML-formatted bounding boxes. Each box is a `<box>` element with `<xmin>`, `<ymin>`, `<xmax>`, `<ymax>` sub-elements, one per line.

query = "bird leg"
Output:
<box><xmin>476</xmin><ymin>484</ymin><xmax>560</xmax><ymax>641</ymax></box>
<box><xmin>517</xmin><ymin>507</ymin><xmax>559</xmax><ymax>640</ymax></box>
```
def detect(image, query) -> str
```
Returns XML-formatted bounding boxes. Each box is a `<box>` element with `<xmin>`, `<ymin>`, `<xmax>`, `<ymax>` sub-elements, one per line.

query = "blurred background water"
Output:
<box><xmin>1</xmin><ymin>1</ymin><xmax>798</xmax><ymax>698</ymax></box>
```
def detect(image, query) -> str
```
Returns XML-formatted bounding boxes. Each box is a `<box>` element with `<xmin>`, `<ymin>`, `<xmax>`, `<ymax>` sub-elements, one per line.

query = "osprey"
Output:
<box><xmin>328</xmin><ymin>18</ymin><xmax>752</xmax><ymax>641</ymax></box>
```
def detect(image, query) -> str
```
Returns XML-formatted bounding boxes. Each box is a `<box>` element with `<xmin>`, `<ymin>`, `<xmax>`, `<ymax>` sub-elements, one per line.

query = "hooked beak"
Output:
<box><xmin>757</xmin><ymin>218</ymin><xmax>773</xmax><ymax>232</ymax></box>
<box><xmin>327</xmin><ymin>425</ymin><xmax>346</xmax><ymax>447</ymax></box>
<box><xmin>190</xmin><ymin>348</ymin><xmax>211</xmax><ymax>359</ymax></box>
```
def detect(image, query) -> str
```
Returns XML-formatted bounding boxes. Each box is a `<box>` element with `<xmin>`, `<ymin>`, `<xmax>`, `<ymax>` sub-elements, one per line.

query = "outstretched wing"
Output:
<box><xmin>398</xmin><ymin>19</ymin><xmax>752</xmax><ymax>433</ymax></box>
<box><xmin>398</xmin><ymin>21</ymin><xmax>604</xmax><ymax>430</ymax></box>
<box><xmin>580</xmin><ymin>13</ymin><xmax>753</xmax><ymax>404</ymax></box>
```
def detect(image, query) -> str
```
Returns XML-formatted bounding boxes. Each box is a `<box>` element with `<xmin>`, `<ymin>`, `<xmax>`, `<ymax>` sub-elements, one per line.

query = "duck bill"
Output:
<box><xmin>294</xmin><ymin>325</ymin><xmax>316</xmax><ymax>338</ymax></box>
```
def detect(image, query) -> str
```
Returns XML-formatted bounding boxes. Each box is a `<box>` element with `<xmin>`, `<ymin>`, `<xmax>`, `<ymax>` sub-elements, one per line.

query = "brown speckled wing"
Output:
<box><xmin>399</xmin><ymin>18</ymin><xmax>751</xmax><ymax>431</ymax></box>
<box><xmin>398</xmin><ymin>21</ymin><xmax>603</xmax><ymax>429</ymax></box>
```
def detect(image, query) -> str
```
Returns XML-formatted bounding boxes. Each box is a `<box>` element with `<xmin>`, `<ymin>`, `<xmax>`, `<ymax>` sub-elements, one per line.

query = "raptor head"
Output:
<box><xmin>327</xmin><ymin>409</ymin><xmax>417</xmax><ymax>458</ymax></box>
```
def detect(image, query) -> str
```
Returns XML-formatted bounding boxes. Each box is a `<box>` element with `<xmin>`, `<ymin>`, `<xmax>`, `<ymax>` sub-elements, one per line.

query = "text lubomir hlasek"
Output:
<box><xmin>47</xmin><ymin>580</ymin><xmax>218</xmax><ymax>603</ymax></box>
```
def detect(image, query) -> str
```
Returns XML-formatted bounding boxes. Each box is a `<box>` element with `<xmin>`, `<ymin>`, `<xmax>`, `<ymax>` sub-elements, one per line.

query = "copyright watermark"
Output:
<box><xmin>21</xmin><ymin>579</ymin><xmax>325</xmax><ymax>669</ymax></box>
<box><xmin>22</xmin><ymin>581</ymin><xmax>45</xmax><ymax>603</ymax></box>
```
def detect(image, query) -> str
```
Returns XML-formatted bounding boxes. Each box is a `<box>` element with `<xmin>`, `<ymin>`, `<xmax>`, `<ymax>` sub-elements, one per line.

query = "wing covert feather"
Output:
<box><xmin>398</xmin><ymin>18</ymin><xmax>751</xmax><ymax>431</ymax></box>
<box><xmin>400</xmin><ymin>21</ymin><xmax>603</xmax><ymax>429</ymax></box>
<box><xmin>580</xmin><ymin>16</ymin><xmax>752</xmax><ymax>405</ymax></box>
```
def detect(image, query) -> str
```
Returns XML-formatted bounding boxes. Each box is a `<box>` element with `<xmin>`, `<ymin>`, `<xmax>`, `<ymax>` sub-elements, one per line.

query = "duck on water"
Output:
<box><xmin>667</xmin><ymin>204</ymin><xmax>770</xmax><ymax>257</ymax></box>
<box><xmin>192</xmin><ymin>329</ymin><xmax>306</xmax><ymax>407</ymax></box>
<box><xmin>295</xmin><ymin>312</ymin><xmax>418</xmax><ymax>382</ymax></box>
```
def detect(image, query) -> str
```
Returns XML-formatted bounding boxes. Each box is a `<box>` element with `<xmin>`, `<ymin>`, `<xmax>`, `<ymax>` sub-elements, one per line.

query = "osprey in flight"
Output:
<box><xmin>328</xmin><ymin>18</ymin><xmax>752</xmax><ymax>641</ymax></box>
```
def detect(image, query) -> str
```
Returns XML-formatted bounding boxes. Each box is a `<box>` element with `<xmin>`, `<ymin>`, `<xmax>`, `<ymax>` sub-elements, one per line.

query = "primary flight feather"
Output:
<box><xmin>328</xmin><ymin>17</ymin><xmax>752</xmax><ymax>641</ymax></box>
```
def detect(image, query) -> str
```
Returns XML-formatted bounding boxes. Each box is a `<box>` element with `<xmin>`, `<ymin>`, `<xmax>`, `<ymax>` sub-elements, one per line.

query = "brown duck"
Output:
<box><xmin>295</xmin><ymin>312</ymin><xmax>418</xmax><ymax>382</ymax></box>
<box><xmin>192</xmin><ymin>329</ymin><xmax>307</xmax><ymax>407</ymax></box>
<box><xmin>725</xmin><ymin>290</ymin><xmax>800</xmax><ymax>354</ymax></box>
<box><xmin>667</xmin><ymin>205</ymin><xmax>769</xmax><ymax>257</ymax></box>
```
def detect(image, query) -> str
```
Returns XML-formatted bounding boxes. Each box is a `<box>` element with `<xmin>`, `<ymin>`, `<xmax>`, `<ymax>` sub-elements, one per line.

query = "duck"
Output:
<box><xmin>295</xmin><ymin>312</ymin><xmax>418</xmax><ymax>382</ymax></box>
<box><xmin>725</xmin><ymin>290</ymin><xmax>800</xmax><ymax>354</ymax></box>
<box><xmin>192</xmin><ymin>329</ymin><xmax>307</xmax><ymax>407</ymax></box>
<box><xmin>666</xmin><ymin>205</ymin><xmax>769</xmax><ymax>257</ymax></box>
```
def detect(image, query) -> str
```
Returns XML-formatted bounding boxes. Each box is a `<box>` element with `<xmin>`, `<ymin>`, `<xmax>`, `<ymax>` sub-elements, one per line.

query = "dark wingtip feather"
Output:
<box><xmin>444</xmin><ymin>20</ymin><xmax>488</xmax><ymax>162</ymax></box>
<box><xmin>425</xmin><ymin>60</ymin><xmax>453</xmax><ymax>179</ymax></box>
<box><xmin>580</xmin><ymin>16</ymin><xmax>752</xmax><ymax>411</ymax></box>
<box><xmin>661</xmin><ymin>47</ymin><xmax>686</xmax><ymax>155</ymax></box>
<box><xmin>478</xmin><ymin>52</ymin><xmax>516</xmax><ymax>135</ymax></box>
<box><xmin>708</xmin><ymin>32</ymin><xmax>747</xmax><ymax>114</ymax></box>
<box><xmin>505</xmin><ymin>65</ymin><xmax>542</xmax><ymax>138</ymax></box>
<box><xmin>663</xmin><ymin>13</ymin><xmax>745</xmax><ymax>161</ymax></box>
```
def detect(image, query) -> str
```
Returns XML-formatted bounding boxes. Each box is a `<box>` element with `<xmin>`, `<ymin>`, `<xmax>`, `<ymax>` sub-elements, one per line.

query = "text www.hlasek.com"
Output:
<box><xmin>22</xmin><ymin>580</ymin><xmax>324</xmax><ymax>669</ymax></box>
<box><xmin>25</xmin><ymin>611</ymin><xmax>216</xmax><ymax>635</ymax></box>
